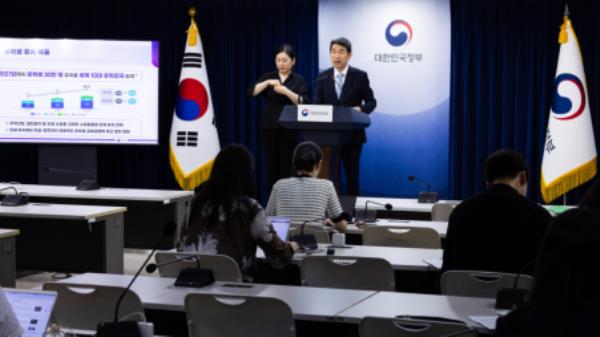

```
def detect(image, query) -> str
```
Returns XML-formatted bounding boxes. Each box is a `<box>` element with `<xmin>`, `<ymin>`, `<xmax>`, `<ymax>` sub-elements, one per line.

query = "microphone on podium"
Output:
<box><xmin>308</xmin><ymin>74</ymin><xmax>333</xmax><ymax>87</ymax></box>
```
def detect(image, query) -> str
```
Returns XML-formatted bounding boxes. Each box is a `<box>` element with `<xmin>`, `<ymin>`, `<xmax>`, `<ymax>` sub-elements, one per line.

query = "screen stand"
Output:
<box><xmin>38</xmin><ymin>145</ymin><xmax>98</xmax><ymax>187</ymax></box>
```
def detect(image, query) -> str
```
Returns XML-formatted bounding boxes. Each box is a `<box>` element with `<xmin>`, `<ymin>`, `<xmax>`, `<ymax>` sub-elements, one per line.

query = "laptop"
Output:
<box><xmin>4</xmin><ymin>288</ymin><xmax>57</xmax><ymax>337</ymax></box>
<box><xmin>338</xmin><ymin>195</ymin><xmax>356</xmax><ymax>222</ymax></box>
<box><xmin>267</xmin><ymin>216</ymin><xmax>291</xmax><ymax>240</ymax></box>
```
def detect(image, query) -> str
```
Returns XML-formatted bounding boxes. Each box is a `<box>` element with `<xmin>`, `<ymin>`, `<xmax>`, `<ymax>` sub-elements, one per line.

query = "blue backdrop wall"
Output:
<box><xmin>0</xmin><ymin>0</ymin><xmax>599</xmax><ymax>204</ymax></box>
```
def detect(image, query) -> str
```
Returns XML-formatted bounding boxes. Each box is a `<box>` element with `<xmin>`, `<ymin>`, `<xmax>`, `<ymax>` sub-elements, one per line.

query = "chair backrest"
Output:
<box><xmin>431</xmin><ymin>202</ymin><xmax>459</xmax><ymax>221</ymax></box>
<box><xmin>360</xmin><ymin>316</ymin><xmax>476</xmax><ymax>337</ymax></box>
<box><xmin>289</xmin><ymin>224</ymin><xmax>331</xmax><ymax>243</ymax></box>
<box><xmin>301</xmin><ymin>255</ymin><xmax>395</xmax><ymax>291</ymax></box>
<box><xmin>441</xmin><ymin>270</ymin><xmax>534</xmax><ymax>297</ymax></box>
<box><xmin>362</xmin><ymin>226</ymin><xmax>441</xmax><ymax>249</ymax></box>
<box><xmin>185</xmin><ymin>293</ymin><xmax>295</xmax><ymax>337</ymax></box>
<box><xmin>154</xmin><ymin>251</ymin><xmax>242</xmax><ymax>282</ymax></box>
<box><xmin>42</xmin><ymin>282</ymin><xmax>145</xmax><ymax>330</ymax></box>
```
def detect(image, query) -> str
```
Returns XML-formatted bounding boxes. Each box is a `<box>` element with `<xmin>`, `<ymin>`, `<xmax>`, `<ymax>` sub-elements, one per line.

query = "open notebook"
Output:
<box><xmin>4</xmin><ymin>288</ymin><xmax>57</xmax><ymax>337</ymax></box>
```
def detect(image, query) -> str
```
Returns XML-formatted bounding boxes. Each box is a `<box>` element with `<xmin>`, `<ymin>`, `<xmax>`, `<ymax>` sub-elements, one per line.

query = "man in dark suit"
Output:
<box><xmin>442</xmin><ymin>149</ymin><xmax>551</xmax><ymax>274</ymax></box>
<box><xmin>313</xmin><ymin>37</ymin><xmax>376</xmax><ymax>195</ymax></box>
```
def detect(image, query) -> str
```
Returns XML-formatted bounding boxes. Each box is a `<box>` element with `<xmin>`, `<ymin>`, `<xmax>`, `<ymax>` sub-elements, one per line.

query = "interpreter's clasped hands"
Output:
<box><xmin>272</xmin><ymin>84</ymin><xmax>289</xmax><ymax>95</ymax></box>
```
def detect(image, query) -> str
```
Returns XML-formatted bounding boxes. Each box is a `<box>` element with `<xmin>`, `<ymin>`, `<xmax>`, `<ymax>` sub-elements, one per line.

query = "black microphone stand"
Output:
<box><xmin>292</xmin><ymin>217</ymin><xmax>325</xmax><ymax>251</ymax></box>
<box><xmin>145</xmin><ymin>254</ymin><xmax>200</xmax><ymax>274</ymax></box>
<box><xmin>96</xmin><ymin>222</ymin><xmax>176</xmax><ymax>337</ymax></box>
<box><xmin>408</xmin><ymin>176</ymin><xmax>439</xmax><ymax>203</ymax></box>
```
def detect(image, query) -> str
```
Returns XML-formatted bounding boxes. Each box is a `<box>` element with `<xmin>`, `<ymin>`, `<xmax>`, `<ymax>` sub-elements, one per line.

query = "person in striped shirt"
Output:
<box><xmin>266</xmin><ymin>141</ymin><xmax>347</xmax><ymax>233</ymax></box>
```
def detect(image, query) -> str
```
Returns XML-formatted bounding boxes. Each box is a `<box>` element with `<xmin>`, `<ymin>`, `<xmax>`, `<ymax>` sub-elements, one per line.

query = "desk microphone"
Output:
<box><xmin>42</xmin><ymin>166</ymin><xmax>100</xmax><ymax>191</ymax></box>
<box><xmin>495</xmin><ymin>258</ymin><xmax>536</xmax><ymax>309</ymax></box>
<box><xmin>365</xmin><ymin>200</ymin><xmax>393</xmax><ymax>211</ymax></box>
<box><xmin>293</xmin><ymin>213</ymin><xmax>349</xmax><ymax>250</ymax></box>
<box><xmin>408</xmin><ymin>175</ymin><xmax>439</xmax><ymax>203</ymax></box>
<box><xmin>0</xmin><ymin>186</ymin><xmax>29</xmax><ymax>206</ymax></box>
<box><xmin>356</xmin><ymin>200</ymin><xmax>392</xmax><ymax>223</ymax></box>
<box><xmin>145</xmin><ymin>255</ymin><xmax>200</xmax><ymax>274</ymax></box>
<box><xmin>96</xmin><ymin>222</ymin><xmax>176</xmax><ymax>337</ymax></box>
<box><xmin>293</xmin><ymin>217</ymin><xmax>326</xmax><ymax>251</ymax></box>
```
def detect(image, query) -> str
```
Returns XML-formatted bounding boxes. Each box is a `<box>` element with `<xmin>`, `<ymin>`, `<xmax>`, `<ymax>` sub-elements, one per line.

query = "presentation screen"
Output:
<box><xmin>0</xmin><ymin>38</ymin><xmax>159</xmax><ymax>144</ymax></box>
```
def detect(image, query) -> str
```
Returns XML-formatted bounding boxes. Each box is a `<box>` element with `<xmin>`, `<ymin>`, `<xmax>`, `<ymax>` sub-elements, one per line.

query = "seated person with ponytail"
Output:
<box><xmin>266</xmin><ymin>141</ymin><xmax>347</xmax><ymax>233</ymax></box>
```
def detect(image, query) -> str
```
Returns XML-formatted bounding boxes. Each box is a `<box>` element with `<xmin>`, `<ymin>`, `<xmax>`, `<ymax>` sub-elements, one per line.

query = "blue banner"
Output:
<box><xmin>319</xmin><ymin>0</ymin><xmax>451</xmax><ymax>198</ymax></box>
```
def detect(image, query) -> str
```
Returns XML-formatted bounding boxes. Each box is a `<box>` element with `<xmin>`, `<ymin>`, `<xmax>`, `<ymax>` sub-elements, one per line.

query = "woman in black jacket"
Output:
<box><xmin>251</xmin><ymin>44</ymin><xmax>309</xmax><ymax>191</ymax></box>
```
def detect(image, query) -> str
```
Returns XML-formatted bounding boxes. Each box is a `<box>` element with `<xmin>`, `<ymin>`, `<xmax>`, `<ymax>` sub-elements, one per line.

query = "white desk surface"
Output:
<box><xmin>0</xmin><ymin>183</ymin><xmax>194</xmax><ymax>204</ymax></box>
<box><xmin>336</xmin><ymin>291</ymin><xmax>499</xmax><ymax>331</ymax></box>
<box><xmin>355</xmin><ymin>197</ymin><xmax>460</xmax><ymax>212</ymax></box>
<box><xmin>57</xmin><ymin>273</ymin><xmax>377</xmax><ymax>322</ymax></box>
<box><xmin>0</xmin><ymin>228</ymin><xmax>19</xmax><ymax>239</ymax></box>
<box><xmin>294</xmin><ymin>244</ymin><xmax>443</xmax><ymax>271</ymax></box>
<box><xmin>356</xmin><ymin>196</ymin><xmax>576</xmax><ymax>216</ymax></box>
<box><xmin>57</xmin><ymin>273</ymin><xmax>499</xmax><ymax>328</ymax></box>
<box><xmin>346</xmin><ymin>219</ymin><xmax>448</xmax><ymax>238</ymax></box>
<box><xmin>0</xmin><ymin>203</ymin><xmax>126</xmax><ymax>222</ymax></box>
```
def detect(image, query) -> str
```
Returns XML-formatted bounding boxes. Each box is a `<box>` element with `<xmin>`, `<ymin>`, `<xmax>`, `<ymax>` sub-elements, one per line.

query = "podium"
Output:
<box><xmin>279</xmin><ymin>105</ymin><xmax>371</xmax><ymax>188</ymax></box>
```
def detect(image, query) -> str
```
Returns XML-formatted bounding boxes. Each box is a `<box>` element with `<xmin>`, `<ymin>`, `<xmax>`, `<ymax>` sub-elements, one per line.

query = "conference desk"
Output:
<box><xmin>346</xmin><ymin>219</ymin><xmax>448</xmax><ymax>238</ymax></box>
<box><xmin>355</xmin><ymin>196</ymin><xmax>575</xmax><ymax>220</ymax></box>
<box><xmin>0</xmin><ymin>203</ymin><xmax>125</xmax><ymax>273</ymax></box>
<box><xmin>52</xmin><ymin>273</ymin><xmax>498</xmax><ymax>336</ymax></box>
<box><xmin>0</xmin><ymin>183</ymin><xmax>194</xmax><ymax>249</ymax></box>
<box><xmin>292</xmin><ymin>244</ymin><xmax>442</xmax><ymax>272</ymax></box>
<box><xmin>0</xmin><ymin>228</ymin><xmax>19</xmax><ymax>287</ymax></box>
<box><xmin>336</xmin><ymin>291</ymin><xmax>498</xmax><ymax>333</ymax></box>
<box><xmin>56</xmin><ymin>273</ymin><xmax>376</xmax><ymax>322</ymax></box>
<box><xmin>355</xmin><ymin>197</ymin><xmax>460</xmax><ymax>220</ymax></box>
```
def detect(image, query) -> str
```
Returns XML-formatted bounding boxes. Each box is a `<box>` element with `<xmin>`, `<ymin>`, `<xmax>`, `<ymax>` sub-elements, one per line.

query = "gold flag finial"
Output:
<box><xmin>558</xmin><ymin>15</ymin><xmax>569</xmax><ymax>44</ymax></box>
<box><xmin>187</xmin><ymin>7</ymin><xmax>199</xmax><ymax>46</ymax></box>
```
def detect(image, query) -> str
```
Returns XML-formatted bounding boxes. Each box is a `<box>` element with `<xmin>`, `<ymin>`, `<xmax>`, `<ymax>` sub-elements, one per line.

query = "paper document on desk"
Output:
<box><xmin>469</xmin><ymin>315</ymin><xmax>499</xmax><ymax>330</ymax></box>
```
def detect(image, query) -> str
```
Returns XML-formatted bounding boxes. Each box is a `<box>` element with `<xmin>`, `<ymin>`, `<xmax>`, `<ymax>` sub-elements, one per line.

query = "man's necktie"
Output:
<box><xmin>335</xmin><ymin>73</ymin><xmax>345</xmax><ymax>99</ymax></box>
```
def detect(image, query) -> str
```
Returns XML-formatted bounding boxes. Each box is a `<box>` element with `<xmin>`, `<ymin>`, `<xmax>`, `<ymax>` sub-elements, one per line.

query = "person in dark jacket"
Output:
<box><xmin>313</xmin><ymin>37</ymin><xmax>376</xmax><ymax>195</ymax></box>
<box><xmin>496</xmin><ymin>207</ymin><xmax>600</xmax><ymax>337</ymax></box>
<box><xmin>443</xmin><ymin>149</ymin><xmax>551</xmax><ymax>273</ymax></box>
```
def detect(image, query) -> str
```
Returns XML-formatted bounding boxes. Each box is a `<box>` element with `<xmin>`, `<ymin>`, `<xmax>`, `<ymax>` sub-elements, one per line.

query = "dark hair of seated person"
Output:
<box><xmin>292</xmin><ymin>141</ymin><xmax>322</xmax><ymax>172</ymax></box>
<box><xmin>529</xmin><ymin>207</ymin><xmax>600</xmax><ymax>308</ymax></box>
<box><xmin>484</xmin><ymin>149</ymin><xmax>528</xmax><ymax>183</ymax></box>
<box><xmin>183</xmin><ymin>144</ymin><xmax>256</xmax><ymax>247</ymax></box>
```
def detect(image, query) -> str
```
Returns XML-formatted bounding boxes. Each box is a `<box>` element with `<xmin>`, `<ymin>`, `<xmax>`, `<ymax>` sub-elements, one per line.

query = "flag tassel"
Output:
<box><xmin>541</xmin><ymin>157</ymin><xmax>597</xmax><ymax>203</ymax></box>
<box><xmin>170</xmin><ymin>146</ymin><xmax>214</xmax><ymax>190</ymax></box>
